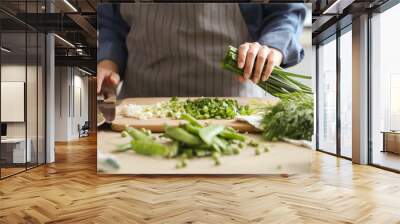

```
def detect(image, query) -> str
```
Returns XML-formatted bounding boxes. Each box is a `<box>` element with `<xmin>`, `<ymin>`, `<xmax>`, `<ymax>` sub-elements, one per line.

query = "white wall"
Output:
<box><xmin>1</xmin><ymin>64</ymin><xmax>46</xmax><ymax>163</ymax></box>
<box><xmin>54</xmin><ymin>66</ymin><xmax>70</xmax><ymax>141</ymax></box>
<box><xmin>71</xmin><ymin>73</ymin><xmax>89</xmax><ymax>138</ymax></box>
<box><xmin>54</xmin><ymin>67</ymin><xmax>89</xmax><ymax>141</ymax></box>
<box><xmin>1</xmin><ymin>65</ymin><xmax>26</xmax><ymax>139</ymax></box>
<box><xmin>1</xmin><ymin>65</ymin><xmax>41</xmax><ymax>137</ymax></box>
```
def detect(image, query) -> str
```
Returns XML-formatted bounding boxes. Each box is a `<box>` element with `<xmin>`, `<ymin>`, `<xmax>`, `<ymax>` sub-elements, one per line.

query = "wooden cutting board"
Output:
<box><xmin>98</xmin><ymin>131</ymin><xmax>312</xmax><ymax>174</ymax></box>
<box><xmin>111</xmin><ymin>97</ymin><xmax>273</xmax><ymax>133</ymax></box>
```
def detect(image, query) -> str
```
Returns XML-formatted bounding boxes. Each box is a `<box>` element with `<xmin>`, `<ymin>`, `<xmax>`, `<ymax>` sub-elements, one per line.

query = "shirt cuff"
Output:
<box><xmin>258</xmin><ymin>30</ymin><xmax>304</xmax><ymax>68</ymax></box>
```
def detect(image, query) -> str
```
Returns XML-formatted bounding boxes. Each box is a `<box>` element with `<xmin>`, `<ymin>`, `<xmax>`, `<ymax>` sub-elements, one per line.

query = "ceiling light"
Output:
<box><xmin>76</xmin><ymin>48</ymin><xmax>86</xmax><ymax>55</ymax></box>
<box><xmin>1</xmin><ymin>47</ymin><xmax>11</xmax><ymax>53</ymax></box>
<box><xmin>63</xmin><ymin>0</ymin><xmax>78</xmax><ymax>12</ymax></box>
<box><xmin>323</xmin><ymin>0</ymin><xmax>341</xmax><ymax>14</ymax></box>
<box><xmin>78</xmin><ymin>67</ymin><xmax>93</xmax><ymax>76</ymax></box>
<box><xmin>322</xmin><ymin>0</ymin><xmax>354</xmax><ymax>15</ymax></box>
<box><xmin>54</xmin><ymin>34</ymin><xmax>75</xmax><ymax>48</ymax></box>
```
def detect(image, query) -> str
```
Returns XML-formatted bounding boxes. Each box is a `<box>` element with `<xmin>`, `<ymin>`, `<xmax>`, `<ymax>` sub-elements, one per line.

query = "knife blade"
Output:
<box><xmin>97</xmin><ymin>83</ymin><xmax>118</xmax><ymax>123</ymax></box>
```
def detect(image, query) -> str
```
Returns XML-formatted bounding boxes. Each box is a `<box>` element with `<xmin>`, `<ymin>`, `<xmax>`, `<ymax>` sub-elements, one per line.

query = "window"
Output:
<box><xmin>0</xmin><ymin>1</ymin><xmax>47</xmax><ymax>179</ymax></box>
<box><xmin>317</xmin><ymin>37</ymin><xmax>337</xmax><ymax>154</ymax></box>
<box><xmin>370</xmin><ymin>2</ymin><xmax>400</xmax><ymax>171</ymax></box>
<box><xmin>339</xmin><ymin>29</ymin><xmax>352</xmax><ymax>158</ymax></box>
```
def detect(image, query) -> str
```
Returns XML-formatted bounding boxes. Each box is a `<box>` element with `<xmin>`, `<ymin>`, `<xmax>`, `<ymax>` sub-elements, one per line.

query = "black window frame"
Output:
<box><xmin>314</xmin><ymin>18</ymin><xmax>352</xmax><ymax>161</ymax></box>
<box><xmin>0</xmin><ymin>0</ymin><xmax>48</xmax><ymax>180</ymax></box>
<box><xmin>367</xmin><ymin>0</ymin><xmax>400</xmax><ymax>173</ymax></box>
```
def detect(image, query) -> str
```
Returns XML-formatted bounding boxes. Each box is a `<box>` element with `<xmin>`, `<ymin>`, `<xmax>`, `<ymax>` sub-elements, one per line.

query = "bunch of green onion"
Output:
<box><xmin>221</xmin><ymin>46</ymin><xmax>313</xmax><ymax>97</ymax></box>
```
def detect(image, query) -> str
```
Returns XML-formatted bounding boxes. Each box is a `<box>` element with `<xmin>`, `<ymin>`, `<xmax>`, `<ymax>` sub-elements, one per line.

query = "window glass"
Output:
<box><xmin>340</xmin><ymin>29</ymin><xmax>352</xmax><ymax>158</ymax></box>
<box><xmin>0</xmin><ymin>8</ymin><xmax>28</xmax><ymax>178</ymax></box>
<box><xmin>0</xmin><ymin>0</ymin><xmax>46</xmax><ymax>179</ymax></box>
<box><xmin>318</xmin><ymin>38</ymin><xmax>337</xmax><ymax>154</ymax></box>
<box><xmin>371</xmin><ymin>3</ymin><xmax>400</xmax><ymax>171</ymax></box>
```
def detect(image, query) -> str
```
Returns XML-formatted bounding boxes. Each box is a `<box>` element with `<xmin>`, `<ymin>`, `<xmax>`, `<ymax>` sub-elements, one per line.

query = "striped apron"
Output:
<box><xmin>119</xmin><ymin>3</ymin><xmax>267</xmax><ymax>98</ymax></box>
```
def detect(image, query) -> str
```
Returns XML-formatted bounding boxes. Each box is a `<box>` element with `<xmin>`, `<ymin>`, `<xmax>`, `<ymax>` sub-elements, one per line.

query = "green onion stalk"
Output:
<box><xmin>221</xmin><ymin>45</ymin><xmax>313</xmax><ymax>97</ymax></box>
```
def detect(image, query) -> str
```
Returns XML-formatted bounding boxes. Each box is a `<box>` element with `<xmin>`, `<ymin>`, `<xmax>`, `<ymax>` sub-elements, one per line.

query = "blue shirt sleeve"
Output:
<box><xmin>239</xmin><ymin>4</ymin><xmax>307</xmax><ymax>68</ymax></box>
<box><xmin>98</xmin><ymin>4</ymin><xmax>130</xmax><ymax>77</ymax></box>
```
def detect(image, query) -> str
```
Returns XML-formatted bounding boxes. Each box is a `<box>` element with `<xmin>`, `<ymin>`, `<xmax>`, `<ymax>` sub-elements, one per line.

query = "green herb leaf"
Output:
<box><xmin>262</xmin><ymin>93</ymin><xmax>314</xmax><ymax>141</ymax></box>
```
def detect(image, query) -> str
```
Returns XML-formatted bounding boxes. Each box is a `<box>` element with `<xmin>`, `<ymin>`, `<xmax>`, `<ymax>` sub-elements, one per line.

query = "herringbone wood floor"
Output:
<box><xmin>1</xmin><ymin>135</ymin><xmax>400</xmax><ymax>224</ymax></box>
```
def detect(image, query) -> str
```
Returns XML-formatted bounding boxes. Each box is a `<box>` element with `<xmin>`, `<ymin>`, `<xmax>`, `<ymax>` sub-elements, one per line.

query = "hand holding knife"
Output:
<box><xmin>97</xmin><ymin>60</ymin><xmax>121</xmax><ymax>125</ymax></box>
<box><xmin>97</xmin><ymin>84</ymin><xmax>117</xmax><ymax>124</ymax></box>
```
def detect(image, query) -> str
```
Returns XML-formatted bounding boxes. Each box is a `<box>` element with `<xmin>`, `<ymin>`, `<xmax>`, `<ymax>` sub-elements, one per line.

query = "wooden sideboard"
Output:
<box><xmin>382</xmin><ymin>131</ymin><xmax>400</xmax><ymax>154</ymax></box>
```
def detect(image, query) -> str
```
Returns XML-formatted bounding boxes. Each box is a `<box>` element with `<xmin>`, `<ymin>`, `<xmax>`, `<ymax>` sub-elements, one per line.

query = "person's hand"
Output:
<box><xmin>97</xmin><ymin>60</ymin><xmax>120</xmax><ymax>94</ymax></box>
<box><xmin>237</xmin><ymin>42</ymin><xmax>283</xmax><ymax>84</ymax></box>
